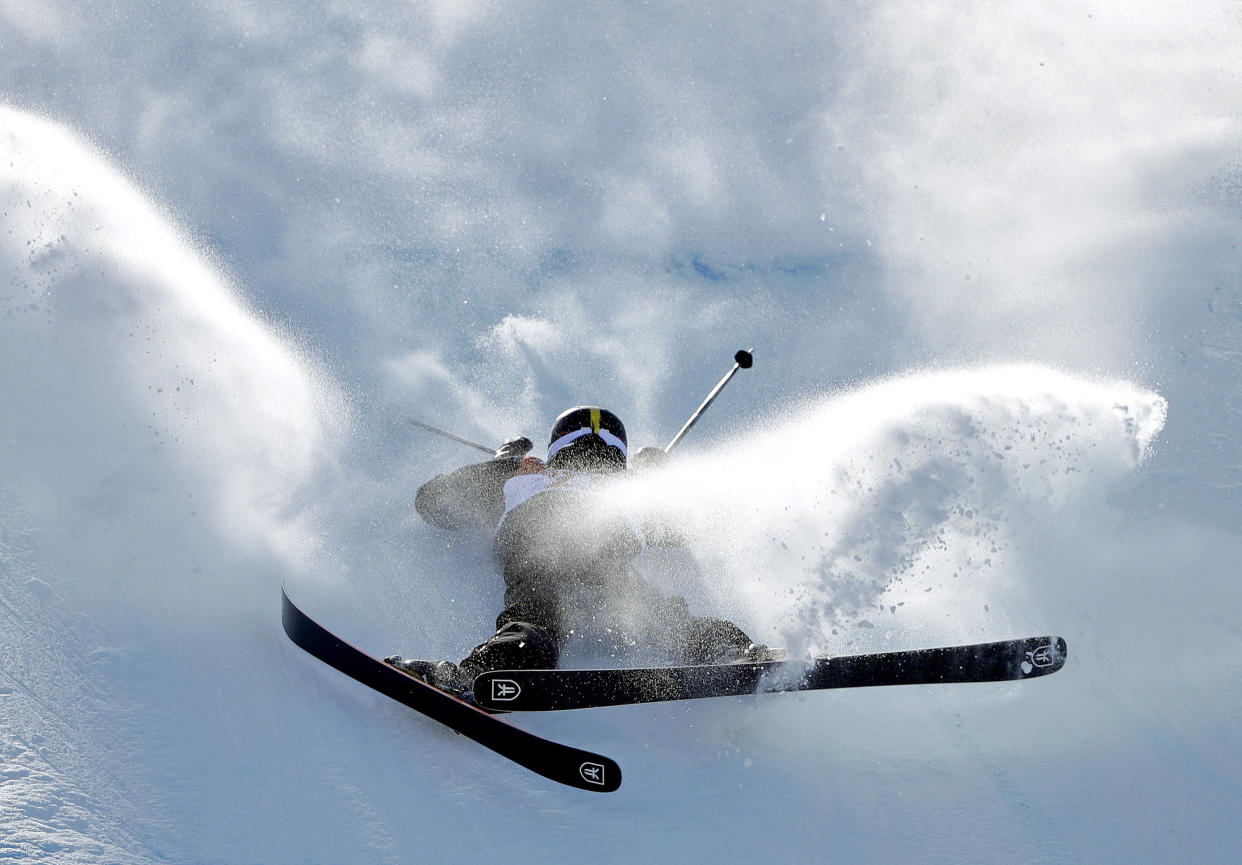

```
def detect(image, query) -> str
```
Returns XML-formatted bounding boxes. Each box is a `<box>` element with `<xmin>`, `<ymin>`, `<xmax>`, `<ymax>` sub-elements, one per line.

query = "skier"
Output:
<box><xmin>386</xmin><ymin>405</ymin><xmax>778</xmax><ymax>695</ymax></box>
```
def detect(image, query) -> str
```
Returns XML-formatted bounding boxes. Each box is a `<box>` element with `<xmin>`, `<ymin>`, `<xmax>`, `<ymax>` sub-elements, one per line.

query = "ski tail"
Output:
<box><xmin>281</xmin><ymin>584</ymin><xmax>621</xmax><ymax>791</ymax></box>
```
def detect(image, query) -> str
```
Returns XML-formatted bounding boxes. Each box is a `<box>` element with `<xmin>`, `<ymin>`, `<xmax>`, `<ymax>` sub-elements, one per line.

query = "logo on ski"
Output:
<box><xmin>579</xmin><ymin>762</ymin><xmax>606</xmax><ymax>786</ymax></box>
<box><xmin>490</xmin><ymin>679</ymin><xmax>522</xmax><ymax>702</ymax></box>
<box><xmin>1029</xmin><ymin>643</ymin><xmax>1055</xmax><ymax>668</ymax></box>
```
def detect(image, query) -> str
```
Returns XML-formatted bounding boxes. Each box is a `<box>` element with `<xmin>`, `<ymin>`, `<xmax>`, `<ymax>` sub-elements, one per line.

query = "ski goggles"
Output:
<box><xmin>547</xmin><ymin>426</ymin><xmax>628</xmax><ymax>460</ymax></box>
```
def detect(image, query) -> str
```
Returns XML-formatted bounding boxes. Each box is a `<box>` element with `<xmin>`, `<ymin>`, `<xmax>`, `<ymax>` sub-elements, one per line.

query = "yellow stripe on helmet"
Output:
<box><xmin>589</xmin><ymin>407</ymin><xmax>601</xmax><ymax>434</ymax></box>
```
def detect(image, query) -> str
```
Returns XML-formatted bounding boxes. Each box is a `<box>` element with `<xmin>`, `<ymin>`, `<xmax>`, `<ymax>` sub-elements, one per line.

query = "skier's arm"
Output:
<box><xmin>415</xmin><ymin>437</ymin><xmax>532</xmax><ymax>530</ymax></box>
<box><xmin>628</xmin><ymin>446</ymin><xmax>685</xmax><ymax>547</ymax></box>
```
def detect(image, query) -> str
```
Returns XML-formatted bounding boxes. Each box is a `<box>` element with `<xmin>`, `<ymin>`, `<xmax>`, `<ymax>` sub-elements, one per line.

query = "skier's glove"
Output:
<box><xmin>494</xmin><ymin>436</ymin><xmax>533</xmax><ymax>459</ymax></box>
<box><xmin>631</xmin><ymin>446</ymin><xmax>668</xmax><ymax>472</ymax></box>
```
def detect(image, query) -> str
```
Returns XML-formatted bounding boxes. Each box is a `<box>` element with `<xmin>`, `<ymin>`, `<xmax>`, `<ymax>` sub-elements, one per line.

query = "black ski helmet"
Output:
<box><xmin>546</xmin><ymin>406</ymin><xmax>627</xmax><ymax>471</ymax></box>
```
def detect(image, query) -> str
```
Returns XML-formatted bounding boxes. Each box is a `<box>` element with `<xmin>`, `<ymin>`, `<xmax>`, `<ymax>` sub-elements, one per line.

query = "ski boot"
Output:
<box><xmin>384</xmin><ymin>656</ymin><xmax>474</xmax><ymax>698</ymax></box>
<box><xmin>714</xmin><ymin>643</ymin><xmax>788</xmax><ymax>664</ymax></box>
<box><xmin>744</xmin><ymin>643</ymin><xmax>788</xmax><ymax>662</ymax></box>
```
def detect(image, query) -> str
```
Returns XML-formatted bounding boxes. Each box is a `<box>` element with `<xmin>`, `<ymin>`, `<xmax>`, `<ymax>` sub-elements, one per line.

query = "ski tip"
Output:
<box><xmin>572</xmin><ymin>756</ymin><xmax>622</xmax><ymax>792</ymax></box>
<box><xmin>1021</xmin><ymin>636</ymin><xmax>1067</xmax><ymax>677</ymax></box>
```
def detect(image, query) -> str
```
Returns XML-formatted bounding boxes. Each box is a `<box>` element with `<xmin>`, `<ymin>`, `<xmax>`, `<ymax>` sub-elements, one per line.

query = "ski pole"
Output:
<box><xmin>407</xmin><ymin>418</ymin><xmax>496</xmax><ymax>455</ymax></box>
<box><xmin>664</xmin><ymin>348</ymin><xmax>754</xmax><ymax>453</ymax></box>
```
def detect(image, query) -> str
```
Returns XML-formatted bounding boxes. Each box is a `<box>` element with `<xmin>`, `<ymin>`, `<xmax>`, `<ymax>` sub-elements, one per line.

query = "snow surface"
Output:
<box><xmin>2</xmin><ymin>3</ymin><xmax>1241</xmax><ymax>863</ymax></box>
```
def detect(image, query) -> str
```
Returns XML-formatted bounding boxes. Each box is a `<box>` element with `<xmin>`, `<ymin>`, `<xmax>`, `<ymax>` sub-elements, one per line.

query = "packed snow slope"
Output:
<box><xmin>2</xmin><ymin>3</ymin><xmax>1241</xmax><ymax>863</ymax></box>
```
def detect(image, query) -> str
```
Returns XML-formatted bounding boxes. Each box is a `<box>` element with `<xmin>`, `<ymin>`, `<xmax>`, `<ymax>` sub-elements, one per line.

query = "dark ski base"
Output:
<box><xmin>280</xmin><ymin>584</ymin><xmax>621</xmax><ymax>792</ymax></box>
<box><xmin>474</xmin><ymin>636</ymin><xmax>1068</xmax><ymax>712</ymax></box>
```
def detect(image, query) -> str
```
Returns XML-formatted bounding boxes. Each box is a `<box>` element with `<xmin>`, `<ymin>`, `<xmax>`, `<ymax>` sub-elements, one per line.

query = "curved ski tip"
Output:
<box><xmin>575</xmin><ymin>757</ymin><xmax>622</xmax><ymax>792</ymax></box>
<box><xmin>1020</xmin><ymin>636</ymin><xmax>1068</xmax><ymax>677</ymax></box>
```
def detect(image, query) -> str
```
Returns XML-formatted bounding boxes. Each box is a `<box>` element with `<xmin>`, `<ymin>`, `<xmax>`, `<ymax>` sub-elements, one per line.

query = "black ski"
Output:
<box><xmin>280</xmin><ymin>584</ymin><xmax>621</xmax><ymax>792</ymax></box>
<box><xmin>473</xmin><ymin>636</ymin><xmax>1068</xmax><ymax>712</ymax></box>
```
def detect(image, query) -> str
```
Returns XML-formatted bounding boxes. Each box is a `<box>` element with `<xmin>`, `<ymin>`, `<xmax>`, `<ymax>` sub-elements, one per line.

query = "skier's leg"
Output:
<box><xmin>453</xmin><ymin>558</ymin><xmax>563</xmax><ymax>677</ymax></box>
<box><xmin>614</xmin><ymin>568</ymin><xmax>782</xmax><ymax>664</ymax></box>
<box><xmin>609</xmin><ymin>567</ymin><xmax>776</xmax><ymax>665</ymax></box>
<box><xmin>458</xmin><ymin>619</ymin><xmax>558</xmax><ymax>678</ymax></box>
<box><xmin>385</xmin><ymin>563</ymin><xmax>561</xmax><ymax>694</ymax></box>
<box><xmin>680</xmin><ymin>615</ymin><xmax>760</xmax><ymax>664</ymax></box>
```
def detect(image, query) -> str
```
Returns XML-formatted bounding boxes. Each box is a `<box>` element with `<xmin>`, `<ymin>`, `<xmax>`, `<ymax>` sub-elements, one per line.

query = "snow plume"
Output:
<box><xmin>0</xmin><ymin>109</ymin><xmax>347</xmax><ymax>858</ymax></box>
<box><xmin>624</xmin><ymin>366</ymin><xmax>1166</xmax><ymax>658</ymax></box>
<box><xmin>0</xmin><ymin>107</ymin><xmax>345</xmax><ymax>574</ymax></box>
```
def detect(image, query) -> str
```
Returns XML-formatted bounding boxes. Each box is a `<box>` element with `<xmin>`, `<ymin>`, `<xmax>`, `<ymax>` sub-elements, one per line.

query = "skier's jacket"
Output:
<box><xmin>415</xmin><ymin>455</ymin><xmax>657</xmax><ymax>573</ymax></box>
